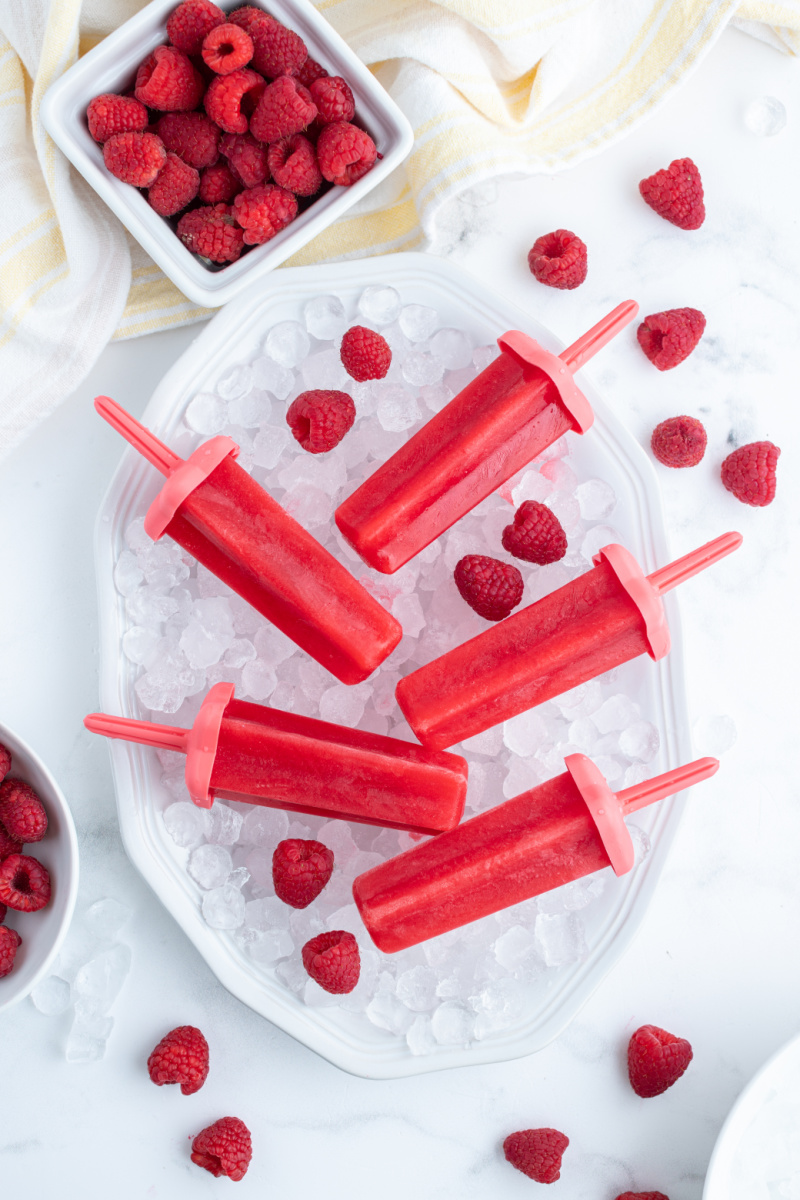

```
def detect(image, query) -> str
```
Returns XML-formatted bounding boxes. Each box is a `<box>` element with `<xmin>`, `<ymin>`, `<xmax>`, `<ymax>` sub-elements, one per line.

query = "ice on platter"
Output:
<box><xmin>112</xmin><ymin>284</ymin><xmax>667</xmax><ymax>1057</ymax></box>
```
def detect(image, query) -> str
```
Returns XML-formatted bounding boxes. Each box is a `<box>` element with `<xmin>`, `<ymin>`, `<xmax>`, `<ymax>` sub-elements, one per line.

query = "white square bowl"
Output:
<box><xmin>40</xmin><ymin>0</ymin><xmax>414</xmax><ymax>308</ymax></box>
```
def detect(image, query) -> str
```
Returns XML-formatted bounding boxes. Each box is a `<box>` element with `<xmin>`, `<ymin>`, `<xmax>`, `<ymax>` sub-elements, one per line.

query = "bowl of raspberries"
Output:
<box><xmin>40</xmin><ymin>0</ymin><xmax>414</xmax><ymax>307</ymax></box>
<box><xmin>0</xmin><ymin>723</ymin><xmax>79</xmax><ymax>1011</ymax></box>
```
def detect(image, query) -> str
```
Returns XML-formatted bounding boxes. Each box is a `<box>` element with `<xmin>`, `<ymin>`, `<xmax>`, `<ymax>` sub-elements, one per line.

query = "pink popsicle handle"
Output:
<box><xmin>560</xmin><ymin>300</ymin><xmax>639</xmax><ymax>373</ymax></box>
<box><xmin>95</xmin><ymin>395</ymin><xmax>181</xmax><ymax>476</ymax></box>
<box><xmin>618</xmin><ymin>756</ymin><xmax>719</xmax><ymax>814</ymax></box>
<box><xmin>648</xmin><ymin>532</ymin><xmax>743</xmax><ymax>595</ymax></box>
<box><xmin>84</xmin><ymin>712</ymin><xmax>189</xmax><ymax>754</ymax></box>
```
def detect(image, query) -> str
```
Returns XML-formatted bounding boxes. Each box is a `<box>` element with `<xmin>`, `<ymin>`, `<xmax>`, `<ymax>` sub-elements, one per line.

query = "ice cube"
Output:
<box><xmin>241</xmin><ymin>658</ymin><xmax>278</xmax><ymax>702</ymax></box>
<box><xmin>693</xmin><ymin>713</ymin><xmax>737</xmax><ymax>755</ymax></box>
<box><xmin>245</xmin><ymin>896</ymin><xmax>290</xmax><ymax>931</ymax></box>
<box><xmin>186</xmin><ymin>392</ymin><xmax>228</xmax><ymax>434</ymax></box>
<box><xmin>163</xmin><ymin>801</ymin><xmax>211</xmax><ymax>848</ymax></box>
<box><xmin>276</xmin><ymin>954</ymin><xmax>308</xmax><ymax>993</ymax></box>
<box><xmin>189</xmin><ymin>843</ymin><xmax>232</xmax><ymax>889</ymax></box>
<box><xmin>317</xmin><ymin>820</ymin><xmax>358</xmax><ymax>868</ymax></box>
<box><xmin>419</xmin><ymin>382</ymin><xmax>454</xmax><ymax>414</ymax></box>
<box><xmin>319</xmin><ymin>682</ymin><xmax>372</xmax><ymax>727</ymax></box>
<box><xmin>567</xmin><ymin>717</ymin><xmax>599</xmax><ymax>753</ymax></box>
<box><xmin>122</xmin><ymin>626</ymin><xmax>161</xmax><ymax>667</ymax></box>
<box><xmin>619</xmin><ymin>720</ymin><xmax>660</xmax><ymax>763</ymax></box>
<box><xmin>580</xmin><ymin>524</ymin><xmax>620</xmax><ymax>562</ymax></box>
<box><xmin>470</xmin><ymin>978</ymin><xmax>525</xmax><ymax>1037</ymax></box>
<box><xmin>253</xmin><ymin>423</ymin><xmax>293</xmax><ymax>469</ymax></box>
<box><xmin>227</xmin><ymin>389</ymin><xmax>271</xmax><ymax>428</ymax></box>
<box><xmin>494</xmin><ymin>924</ymin><xmax>536</xmax><ymax>971</ymax></box>
<box><xmin>301</xmin><ymin>348</ymin><xmax>347</xmax><ymax>390</ymax></box>
<box><xmin>358</xmin><ymin>285</ymin><xmax>401</xmax><ymax>326</ymax></box>
<box><xmin>31</xmin><ymin>975</ymin><xmax>72</xmax><ymax>1015</ymax></box>
<box><xmin>592</xmin><ymin>694</ymin><xmax>640</xmax><ymax>734</ymax></box>
<box><xmin>406</xmin><ymin>1014</ymin><xmax>436</xmax><ymax>1055</ymax></box>
<box><xmin>402</xmin><ymin>351</ymin><xmax>444</xmax><ymax>387</ymax></box>
<box><xmin>74</xmin><ymin>944</ymin><xmax>132</xmax><ymax>1013</ymax></box>
<box><xmin>85</xmin><ymin>898</ymin><xmax>132</xmax><ymax>942</ymax></box>
<box><xmin>223</xmin><ymin>639</ymin><xmax>257</xmax><ymax>671</ymax></box>
<box><xmin>304</xmin><ymin>294</ymin><xmax>348</xmax><ymax>341</ymax></box>
<box><xmin>376</xmin><ymin>383</ymin><xmax>420</xmax><ymax>432</ymax></box>
<box><xmin>244</xmin><ymin>846</ymin><xmax>275</xmax><ymax>889</ymax></box>
<box><xmin>254</xmin><ymin>624</ymin><xmax>296</xmax><ymax>668</ymax></box>
<box><xmin>503</xmin><ymin>710</ymin><xmax>550</xmax><ymax>757</ymax></box>
<box><xmin>281</xmin><ymin>483</ymin><xmax>333</xmax><ymax>529</ymax></box>
<box><xmin>430</xmin><ymin>328</ymin><xmax>472</xmax><ymax>369</ymax></box>
<box><xmin>366</xmin><ymin>991</ymin><xmax>414</xmax><ymax>1035</ymax></box>
<box><xmin>202</xmin><ymin>883</ymin><xmax>246</xmax><ymax>929</ymax></box>
<box><xmin>278</xmin><ymin>448</ymin><xmax>347</xmax><ymax>496</ymax></box>
<box><xmin>248</xmin><ymin>928</ymin><xmax>294</xmax><ymax>965</ymax></box>
<box><xmin>391</xmin><ymin>592</ymin><xmax>426</xmax><ymax>638</ymax></box>
<box><xmin>430</xmin><ymin>1000</ymin><xmax>475</xmax><ymax>1045</ymax></box>
<box><xmin>114</xmin><ymin>551</ymin><xmax>144</xmax><ymax>597</ymax></box>
<box><xmin>575</xmin><ymin>478</ymin><xmax>617</xmax><ymax>521</ymax></box>
<box><xmin>545</xmin><ymin>490</ymin><xmax>581</xmax><ymax>534</ymax></box>
<box><xmin>628</xmin><ymin>822</ymin><xmax>651</xmax><ymax>867</ymax></box>
<box><xmin>398</xmin><ymin>304</ymin><xmax>438</xmax><ymax>342</ymax></box>
<box><xmin>460</xmin><ymin>724</ymin><xmax>505</xmax><ymax>757</ymax></box>
<box><xmin>395</xmin><ymin>965</ymin><xmax>439</xmax><ymax>1012</ymax></box>
<box><xmin>472</xmin><ymin>344</ymin><xmax>498</xmax><ymax>372</ymax></box>
<box><xmin>65</xmin><ymin>1001</ymin><xmax>114</xmax><ymax>1063</ymax></box>
<box><xmin>534</xmin><ymin>912</ymin><xmax>585</xmax><ymax>966</ymax></box>
<box><xmin>179</xmin><ymin>597</ymin><xmax>235</xmax><ymax>669</ymax></box>
<box><xmin>217</xmin><ymin>363</ymin><xmax>253</xmax><ymax>400</ymax></box>
<box><xmin>266</xmin><ymin>320</ymin><xmax>311</xmax><ymax>368</ymax></box>
<box><xmin>248</xmin><ymin>355</ymin><xmax>293</xmax><ymax>400</ymax></box>
<box><xmin>503</xmin><ymin>755</ymin><xmax>546</xmax><ymax>799</ymax></box>
<box><xmin>125</xmin><ymin>517</ymin><xmax>151</xmax><ymax>555</ymax></box>
<box><xmin>744</xmin><ymin>95</ymin><xmax>787</xmax><ymax>137</ymax></box>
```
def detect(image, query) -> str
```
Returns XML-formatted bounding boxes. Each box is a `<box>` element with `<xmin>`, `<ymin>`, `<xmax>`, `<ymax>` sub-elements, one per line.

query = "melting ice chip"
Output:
<box><xmin>265</xmin><ymin>320</ymin><xmax>310</xmax><ymax>368</ymax></box>
<box><xmin>304</xmin><ymin>294</ymin><xmax>347</xmax><ymax>341</ymax></box>
<box><xmin>358</xmin><ymin>285</ymin><xmax>401</xmax><ymax>326</ymax></box>
<box><xmin>399</xmin><ymin>304</ymin><xmax>439</xmax><ymax>343</ymax></box>
<box><xmin>186</xmin><ymin>392</ymin><xmax>228</xmax><ymax>434</ymax></box>
<box><xmin>744</xmin><ymin>95</ymin><xmax>787</xmax><ymax>137</ymax></box>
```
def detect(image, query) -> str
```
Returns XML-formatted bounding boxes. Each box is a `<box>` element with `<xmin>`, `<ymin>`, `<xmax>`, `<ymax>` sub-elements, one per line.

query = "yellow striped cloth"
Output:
<box><xmin>0</xmin><ymin>0</ymin><xmax>798</xmax><ymax>457</ymax></box>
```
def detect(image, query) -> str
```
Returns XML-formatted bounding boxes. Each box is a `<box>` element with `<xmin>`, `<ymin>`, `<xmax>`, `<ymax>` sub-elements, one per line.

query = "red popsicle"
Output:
<box><xmin>353</xmin><ymin>753</ymin><xmax>718</xmax><ymax>952</ymax></box>
<box><xmin>96</xmin><ymin>396</ymin><xmax>400</xmax><ymax>684</ymax></box>
<box><xmin>397</xmin><ymin>533</ymin><xmax>742</xmax><ymax>750</ymax></box>
<box><xmin>335</xmin><ymin>300</ymin><xmax>638</xmax><ymax>574</ymax></box>
<box><xmin>85</xmin><ymin>682</ymin><xmax>468</xmax><ymax>834</ymax></box>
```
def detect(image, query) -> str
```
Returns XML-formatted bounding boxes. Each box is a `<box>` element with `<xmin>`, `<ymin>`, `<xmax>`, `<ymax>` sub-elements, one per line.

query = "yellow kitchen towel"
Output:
<box><xmin>0</xmin><ymin>0</ymin><xmax>798</xmax><ymax>458</ymax></box>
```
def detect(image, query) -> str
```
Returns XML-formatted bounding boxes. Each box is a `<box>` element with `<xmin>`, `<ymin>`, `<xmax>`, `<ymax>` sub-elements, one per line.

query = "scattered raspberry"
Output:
<box><xmin>229</xmin><ymin>8</ymin><xmax>307</xmax><ymax>78</ymax></box>
<box><xmin>316</xmin><ymin>121</ymin><xmax>377</xmax><ymax>185</ymax></box>
<box><xmin>287</xmin><ymin>390</ymin><xmax>355</xmax><ymax>453</ymax></box>
<box><xmin>615</xmin><ymin>1192</ymin><xmax>670</xmax><ymax>1200</ymax></box>
<box><xmin>302</xmin><ymin>930</ymin><xmax>360</xmax><ymax>994</ymax></box>
<box><xmin>134</xmin><ymin>45</ymin><xmax>204</xmax><ymax>113</ymax></box>
<box><xmin>178</xmin><ymin>204</ymin><xmax>245</xmax><ymax>262</ymax></box>
<box><xmin>454</xmin><ymin>555</ymin><xmax>524</xmax><ymax>621</ymax></box>
<box><xmin>148</xmin><ymin>152</ymin><xmax>200</xmax><ymax>216</ymax></box>
<box><xmin>0</xmin><ymin>854</ymin><xmax>51</xmax><ymax>913</ymax></box>
<box><xmin>309</xmin><ymin>76</ymin><xmax>355</xmax><ymax>124</ymax></box>
<box><xmin>640</xmin><ymin>157</ymin><xmax>705</xmax><ymax>230</ymax></box>
<box><xmin>202</xmin><ymin>23</ymin><xmax>253</xmax><ymax>74</ymax></box>
<box><xmin>628</xmin><ymin>1024</ymin><xmax>693</xmax><ymax>1097</ymax></box>
<box><xmin>167</xmin><ymin>0</ymin><xmax>225</xmax><ymax>56</ymax></box>
<box><xmin>191</xmin><ymin>1116</ymin><xmax>252</xmax><ymax>1181</ymax></box>
<box><xmin>232</xmin><ymin>184</ymin><xmax>297</xmax><ymax>245</ymax></box>
<box><xmin>297</xmin><ymin>57</ymin><xmax>328</xmax><ymax>89</ymax></box>
<box><xmin>502</xmin><ymin>500</ymin><xmax>567</xmax><ymax>564</ymax></box>
<box><xmin>103</xmin><ymin>132</ymin><xmax>166</xmax><ymax>187</ymax></box>
<box><xmin>250</xmin><ymin>76</ymin><xmax>317</xmax><ymax>145</ymax></box>
<box><xmin>272</xmin><ymin>839</ymin><xmax>334</xmax><ymax>907</ymax></box>
<box><xmin>204</xmin><ymin>67</ymin><xmax>264</xmax><ymax>134</ymax></box>
<box><xmin>528</xmin><ymin>229</ymin><xmax>588</xmax><ymax>289</ymax></box>
<box><xmin>0</xmin><ymin>744</ymin><xmax>10</xmax><ymax>785</ymax></box>
<box><xmin>267</xmin><ymin>134</ymin><xmax>322</xmax><ymax>196</ymax></box>
<box><xmin>503</xmin><ymin>1128</ymin><xmax>569</xmax><ymax>1183</ymax></box>
<box><xmin>721</xmin><ymin>440</ymin><xmax>780</xmax><ymax>507</ymax></box>
<box><xmin>340</xmin><ymin>325</ymin><xmax>391</xmax><ymax>382</ymax></box>
<box><xmin>0</xmin><ymin>778</ymin><xmax>48</xmax><ymax>843</ymax></box>
<box><xmin>0</xmin><ymin>925</ymin><xmax>21</xmax><ymax>979</ymax></box>
<box><xmin>220</xmin><ymin>132</ymin><xmax>269</xmax><ymax>187</ymax></box>
<box><xmin>0</xmin><ymin>822</ymin><xmax>22</xmax><ymax>862</ymax></box>
<box><xmin>156</xmin><ymin>112</ymin><xmax>220</xmax><ymax>170</ymax></box>
<box><xmin>651</xmin><ymin>416</ymin><xmax>707</xmax><ymax>468</ymax></box>
<box><xmin>87</xmin><ymin>94</ymin><xmax>148</xmax><ymax>143</ymax></box>
<box><xmin>148</xmin><ymin>1025</ymin><xmax>209</xmax><ymax>1095</ymax></box>
<box><xmin>199</xmin><ymin>161</ymin><xmax>242</xmax><ymax>204</ymax></box>
<box><xmin>637</xmin><ymin>307</ymin><xmax>705</xmax><ymax>370</ymax></box>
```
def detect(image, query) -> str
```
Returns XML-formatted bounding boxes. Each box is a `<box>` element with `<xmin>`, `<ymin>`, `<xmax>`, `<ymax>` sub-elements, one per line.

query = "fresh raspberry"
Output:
<box><xmin>309</xmin><ymin>76</ymin><xmax>355</xmax><ymax>125</ymax></box>
<box><xmin>148</xmin><ymin>153</ymin><xmax>200</xmax><ymax>216</ymax></box>
<box><xmin>232</xmin><ymin>184</ymin><xmax>297</xmax><ymax>244</ymax></box>
<box><xmin>229</xmin><ymin>8</ymin><xmax>307</xmax><ymax>78</ymax></box>
<box><xmin>204</xmin><ymin>68</ymin><xmax>264</xmax><ymax>134</ymax></box>
<box><xmin>316</xmin><ymin>121</ymin><xmax>377</xmax><ymax>185</ymax></box>
<box><xmin>297</xmin><ymin>57</ymin><xmax>328</xmax><ymax>89</ymax></box>
<box><xmin>0</xmin><ymin>853</ymin><xmax>51</xmax><ymax>913</ymax></box>
<box><xmin>640</xmin><ymin>157</ymin><xmax>705</xmax><ymax>230</ymax></box>
<box><xmin>156</xmin><ymin>112</ymin><xmax>220</xmax><ymax>170</ymax></box>
<box><xmin>272</xmin><ymin>839</ymin><xmax>334</xmax><ymax>907</ymax></box>
<box><xmin>167</xmin><ymin>0</ymin><xmax>225</xmax><ymax>56</ymax></box>
<box><xmin>340</xmin><ymin>325</ymin><xmax>391</xmax><ymax>382</ymax></box>
<box><xmin>615</xmin><ymin>1193</ymin><xmax>670</xmax><ymax>1200</ymax></box>
<box><xmin>454</xmin><ymin>555</ymin><xmax>524</xmax><ymax>621</ymax></box>
<box><xmin>134</xmin><ymin>46</ymin><xmax>204</xmax><ymax>113</ymax></box>
<box><xmin>302</xmin><ymin>930</ymin><xmax>360</xmax><ymax>994</ymax></box>
<box><xmin>0</xmin><ymin>925</ymin><xmax>21</xmax><ymax>979</ymax></box>
<box><xmin>0</xmin><ymin>744</ymin><xmax>10</xmax><ymax>784</ymax></box>
<box><xmin>178</xmin><ymin>204</ymin><xmax>245</xmax><ymax>262</ymax></box>
<box><xmin>502</xmin><ymin>500</ymin><xmax>567</xmax><ymax>564</ymax></box>
<box><xmin>87</xmin><ymin>94</ymin><xmax>148</xmax><ymax>143</ymax></box>
<box><xmin>287</xmin><ymin>390</ymin><xmax>355</xmax><ymax>453</ymax></box>
<box><xmin>528</xmin><ymin>229</ymin><xmax>588</xmax><ymax>289</ymax></box>
<box><xmin>103</xmin><ymin>132</ymin><xmax>166</xmax><ymax>187</ymax></box>
<box><xmin>0</xmin><ymin>778</ymin><xmax>48</xmax><ymax>843</ymax></box>
<box><xmin>250</xmin><ymin>76</ymin><xmax>317</xmax><ymax>145</ymax></box>
<box><xmin>220</xmin><ymin>132</ymin><xmax>269</xmax><ymax>187</ymax></box>
<box><xmin>148</xmin><ymin>1025</ymin><xmax>209</xmax><ymax>1095</ymax></box>
<box><xmin>202</xmin><ymin>23</ymin><xmax>253</xmax><ymax>74</ymax></box>
<box><xmin>503</xmin><ymin>1128</ymin><xmax>569</xmax><ymax>1183</ymax></box>
<box><xmin>637</xmin><ymin>308</ymin><xmax>706</xmax><ymax>370</ymax></box>
<box><xmin>651</xmin><ymin>416</ymin><xmax>707</xmax><ymax>468</ymax></box>
<box><xmin>191</xmin><ymin>1116</ymin><xmax>252</xmax><ymax>1181</ymax></box>
<box><xmin>199</xmin><ymin>161</ymin><xmax>243</xmax><ymax>204</ymax></box>
<box><xmin>267</xmin><ymin>134</ymin><xmax>322</xmax><ymax>196</ymax></box>
<box><xmin>721</xmin><ymin>440</ymin><xmax>780</xmax><ymax>507</ymax></box>
<box><xmin>628</xmin><ymin>1024</ymin><xmax>693</xmax><ymax>1097</ymax></box>
<box><xmin>0</xmin><ymin>822</ymin><xmax>22</xmax><ymax>862</ymax></box>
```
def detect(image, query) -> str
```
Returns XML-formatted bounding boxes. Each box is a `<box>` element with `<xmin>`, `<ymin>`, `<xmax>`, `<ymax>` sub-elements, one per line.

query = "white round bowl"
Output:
<box><xmin>0</xmin><ymin>724</ymin><xmax>79</xmax><ymax>1012</ymax></box>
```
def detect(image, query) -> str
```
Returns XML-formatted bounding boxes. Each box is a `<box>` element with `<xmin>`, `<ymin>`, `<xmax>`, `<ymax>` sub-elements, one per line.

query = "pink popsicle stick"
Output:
<box><xmin>618</xmin><ymin>756</ymin><xmax>719</xmax><ymax>815</ymax></box>
<box><xmin>648</xmin><ymin>532</ymin><xmax>743</xmax><ymax>596</ymax></box>
<box><xmin>95</xmin><ymin>395</ymin><xmax>180</xmax><ymax>475</ymax></box>
<box><xmin>84</xmin><ymin>712</ymin><xmax>189</xmax><ymax>753</ymax></box>
<box><xmin>559</xmin><ymin>300</ymin><xmax>639</xmax><ymax>372</ymax></box>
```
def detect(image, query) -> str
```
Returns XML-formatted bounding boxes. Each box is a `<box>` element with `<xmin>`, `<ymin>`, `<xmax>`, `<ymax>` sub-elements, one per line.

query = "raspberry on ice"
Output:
<box><xmin>272</xmin><ymin>838</ymin><xmax>334</xmax><ymax>908</ymax></box>
<box><xmin>340</xmin><ymin>326</ymin><xmax>391</xmax><ymax>382</ymax></box>
<box><xmin>502</xmin><ymin>501</ymin><xmax>567</xmax><ymax>564</ymax></box>
<box><xmin>528</xmin><ymin>229</ymin><xmax>588</xmax><ymax>289</ymax></box>
<box><xmin>454</xmin><ymin>555</ymin><xmax>524</xmax><ymax>622</ymax></box>
<box><xmin>302</xmin><ymin>930</ymin><xmax>360</xmax><ymax>994</ymax></box>
<box><xmin>286</xmin><ymin>389</ymin><xmax>356</xmax><ymax>453</ymax></box>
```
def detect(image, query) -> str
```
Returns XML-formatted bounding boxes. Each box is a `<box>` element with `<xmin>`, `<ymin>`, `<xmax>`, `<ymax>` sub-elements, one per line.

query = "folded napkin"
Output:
<box><xmin>0</xmin><ymin>0</ymin><xmax>796</xmax><ymax>459</ymax></box>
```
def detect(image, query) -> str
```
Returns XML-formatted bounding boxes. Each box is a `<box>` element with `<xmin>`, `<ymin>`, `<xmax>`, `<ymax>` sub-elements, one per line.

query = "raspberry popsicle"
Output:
<box><xmin>354</xmin><ymin>754</ymin><xmax>718</xmax><ymax>952</ymax></box>
<box><xmin>96</xmin><ymin>396</ymin><xmax>400</xmax><ymax>684</ymax></box>
<box><xmin>85</xmin><ymin>682</ymin><xmax>467</xmax><ymax>834</ymax></box>
<box><xmin>397</xmin><ymin>533</ymin><xmax>742</xmax><ymax>749</ymax></box>
<box><xmin>335</xmin><ymin>300</ymin><xmax>638</xmax><ymax>573</ymax></box>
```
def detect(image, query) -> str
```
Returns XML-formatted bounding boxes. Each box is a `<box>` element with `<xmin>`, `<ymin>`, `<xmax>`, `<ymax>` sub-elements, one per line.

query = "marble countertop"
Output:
<box><xmin>1</xmin><ymin>25</ymin><xmax>798</xmax><ymax>1198</ymax></box>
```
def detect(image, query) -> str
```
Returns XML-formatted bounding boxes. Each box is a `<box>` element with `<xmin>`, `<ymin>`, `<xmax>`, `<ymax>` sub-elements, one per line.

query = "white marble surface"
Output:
<box><xmin>1</xmin><ymin>25</ymin><xmax>799</xmax><ymax>1197</ymax></box>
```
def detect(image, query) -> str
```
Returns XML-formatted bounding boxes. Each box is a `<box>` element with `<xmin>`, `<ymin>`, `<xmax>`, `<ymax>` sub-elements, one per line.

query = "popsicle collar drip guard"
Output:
<box><xmin>94</xmin><ymin>396</ymin><xmax>239</xmax><ymax>541</ymax></box>
<box><xmin>565</xmin><ymin>753</ymin><xmax>719</xmax><ymax>875</ymax></box>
